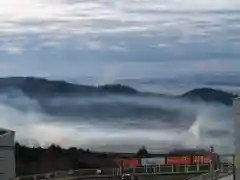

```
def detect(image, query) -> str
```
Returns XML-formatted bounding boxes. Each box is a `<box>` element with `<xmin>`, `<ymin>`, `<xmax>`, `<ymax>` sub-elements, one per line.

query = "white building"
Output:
<box><xmin>0</xmin><ymin>128</ymin><xmax>15</xmax><ymax>180</ymax></box>
<box><xmin>234</xmin><ymin>97</ymin><xmax>240</xmax><ymax>180</ymax></box>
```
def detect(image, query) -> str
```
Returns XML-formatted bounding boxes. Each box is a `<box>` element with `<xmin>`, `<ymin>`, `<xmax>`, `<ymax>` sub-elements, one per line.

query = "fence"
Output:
<box><xmin>188</xmin><ymin>163</ymin><xmax>234</xmax><ymax>180</ymax></box>
<box><xmin>122</xmin><ymin>164</ymin><xmax>211</xmax><ymax>175</ymax></box>
<box><xmin>16</xmin><ymin>163</ymin><xmax>233</xmax><ymax>180</ymax></box>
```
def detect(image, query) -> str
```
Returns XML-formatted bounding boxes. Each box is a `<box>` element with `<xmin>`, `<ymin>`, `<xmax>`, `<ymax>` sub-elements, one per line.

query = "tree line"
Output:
<box><xmin>15</xmin><ymin>143</ymin><xmax>149</xmax><ymax>176</ymax></box>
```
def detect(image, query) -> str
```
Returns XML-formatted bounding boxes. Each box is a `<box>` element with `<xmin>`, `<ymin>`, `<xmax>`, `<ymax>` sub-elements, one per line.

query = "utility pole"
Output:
<box><xmin>233</xmin><ymin>155</ymin><xmax>236</xmax><ymax>180</ymax></box>
<box><xmin>233</xmin><ymin>98</ymin><xmax>240</xmax><ymax>180</ymax></box>
<box><xmin>210</xmin><ymin>160</ymin><xmax>213</xmax><ymax>180</ymax></box>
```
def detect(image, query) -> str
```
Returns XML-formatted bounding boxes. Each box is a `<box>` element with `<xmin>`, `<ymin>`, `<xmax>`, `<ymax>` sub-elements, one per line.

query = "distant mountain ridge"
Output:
<box><xmin>181</xmin><ymin>87</ymin><xmax>237</xmax><ymax>106</ymax></box>
<box><xmin>0</xmin><ymin>77</ymin><xmax>138</xmax><ymax>96</ymax></box>
<box><xmin>0</xmin><ymin>77</ymin><xmax>237</xmax><ymax>105</ymax></box>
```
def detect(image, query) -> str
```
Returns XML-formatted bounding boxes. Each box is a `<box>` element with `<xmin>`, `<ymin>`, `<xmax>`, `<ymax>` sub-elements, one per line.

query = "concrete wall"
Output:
<box><xmin>0</xmin><ymin>129</ymin><xmax>15</xmax><ymax>180</ymax></box>
<box><xmin>233</xmin><ymin>98</ymin><xmax>240</xmax><ymax>180</ymax></box>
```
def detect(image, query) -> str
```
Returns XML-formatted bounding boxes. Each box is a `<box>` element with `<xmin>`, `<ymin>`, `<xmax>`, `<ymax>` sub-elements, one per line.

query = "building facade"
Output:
<box><xmin>0</xmin><ymin>128</ymin><xmax>15</xmax><ymax>180</ymax></box>
<box><xmin>234</xmin><ymin>98</ymin><xmax>240</xmax><ymax>180</ymax></box>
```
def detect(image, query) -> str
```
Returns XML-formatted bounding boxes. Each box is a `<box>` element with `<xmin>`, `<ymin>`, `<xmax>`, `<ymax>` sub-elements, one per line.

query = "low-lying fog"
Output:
<box><xmin>0</xmin><ymin>91</ymin><xmax>234</xmax><ymax>153</ymax></box>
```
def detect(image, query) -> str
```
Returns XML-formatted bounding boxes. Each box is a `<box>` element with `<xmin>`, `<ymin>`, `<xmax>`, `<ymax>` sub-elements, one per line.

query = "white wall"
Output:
<box><xmin>233</xmin><ymin>98</ymin><xmax>240</xmax><ymax>179</ymax></box>
<box><xmin>0</xmin><ymin>129</ymin><xmax>15</xmax><ymax>180</ymax></box>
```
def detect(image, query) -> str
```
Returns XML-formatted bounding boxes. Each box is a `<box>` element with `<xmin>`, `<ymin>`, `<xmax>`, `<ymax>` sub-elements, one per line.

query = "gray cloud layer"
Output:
<box><xmin>0</xmin><ymin>0</ymin><xmax>240</xmax><ymax>83</ymax></box>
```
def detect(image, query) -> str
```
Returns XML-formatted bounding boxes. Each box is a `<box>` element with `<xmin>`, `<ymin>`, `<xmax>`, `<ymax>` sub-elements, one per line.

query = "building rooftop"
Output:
<box><xmin>0</xmin><ymin>130</ymin><xmax>7</xmax><ymax>135</ymax></box>
<box><xmin>168</xmin><ymin>147</ymin><xmax>215</xmax><ymax>155</ymax></box>
<box><xmin>0</xmin><ymin>128</ymin><xmax>14</xmax><ymax>136</ymax></box>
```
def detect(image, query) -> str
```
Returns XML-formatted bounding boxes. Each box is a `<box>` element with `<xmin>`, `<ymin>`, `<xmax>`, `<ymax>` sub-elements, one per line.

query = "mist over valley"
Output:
<box><xmin>0</xmin><ymin>77</ymin><xmax>235</xmax><ymax>153</ymax></box>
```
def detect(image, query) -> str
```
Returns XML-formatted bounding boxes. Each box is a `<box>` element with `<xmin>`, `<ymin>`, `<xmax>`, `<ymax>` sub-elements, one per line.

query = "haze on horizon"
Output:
<box><xmin>0</xmin><ymin>0</ymin><xmax>239</xmax><ymax>152</ymax></box>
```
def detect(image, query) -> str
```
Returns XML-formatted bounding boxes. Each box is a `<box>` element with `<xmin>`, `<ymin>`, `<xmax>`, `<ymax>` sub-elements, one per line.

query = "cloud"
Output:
<box><xmin>0</xmin><ymin>45</ymin><xmax>23</xmax><ymax>54</ymax></box>
<box><xmin>6</xmin><ymin>47</ymin><xmax>23</xmax><ymax>54</ymax></box>
<box><xmin>0</xmin><ymin>89</ymin><xmax>233</xmax><ymax>152</ymax></box>
<box><xmin>40</xmin><ymin>41</ymin><xmax>61</xmax><ymax>48</ymax></box>
<box><xmin>0</xmin><ymin>0</ymin><xmax>239</xmax><ymax>80</ymax></box>
<box><xmin>154</xmin><ymin>43</ymin><xmax>168</xmax><ymax>48</ymax></box>
<box><xmin>0</xmin><ymin>0</ymin><xmax>239</xmax><ymax>36</ymax></box>
<box><xmin>86</xmin><ymin>41</ymin><xmax>104</xmax><ymax>50</ymax></box>
<box><xmin>110</xmin><ymin>45</ymin><xmax>126</xmax><ymax>52</ymax></box>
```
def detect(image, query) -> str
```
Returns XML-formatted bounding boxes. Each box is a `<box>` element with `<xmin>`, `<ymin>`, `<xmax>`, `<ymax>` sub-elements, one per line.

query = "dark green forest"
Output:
<box><xmin>15</xmin><ymin>143</ymin><xmax>149</xmax><ymax>176</ymax></box>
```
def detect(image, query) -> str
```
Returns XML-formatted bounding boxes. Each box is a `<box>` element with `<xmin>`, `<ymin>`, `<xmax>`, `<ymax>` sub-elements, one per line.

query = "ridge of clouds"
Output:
<box><xmin>0</xmin><ymin>0</ymin><xmax>239</xmax><ymax>79</ymax></box>
<box><xmin>0</xmin><ymin>0</ymin><xmax>240</xmax><ymax>35</ymax></box>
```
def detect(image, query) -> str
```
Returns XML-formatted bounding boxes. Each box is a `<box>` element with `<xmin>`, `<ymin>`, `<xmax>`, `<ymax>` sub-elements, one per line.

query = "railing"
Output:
<box><xmin>123</xmin><ymin>164</ymin><xmax>211</xmax><ymax>175</ymax></box>
<box><xmin>188</xmin><ymin>163</ymin><xmax>234</xmax><ymax>180</ymax></box>
<box><xmin>16</xmin><ymin>163</ymin><xmax>233</xmax><ymax>180</ymax></box>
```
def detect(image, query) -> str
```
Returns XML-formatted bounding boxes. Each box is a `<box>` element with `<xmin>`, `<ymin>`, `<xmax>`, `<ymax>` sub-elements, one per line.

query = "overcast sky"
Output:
<box><xmin>0</xmin><ymin>0</ymin><xmax>240</xmax><ymax>84</ymax></box>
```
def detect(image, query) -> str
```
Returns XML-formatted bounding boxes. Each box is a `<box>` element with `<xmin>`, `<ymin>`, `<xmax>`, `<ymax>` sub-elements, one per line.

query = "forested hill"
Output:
<box><xmin>0</xmin><ymin>77</ymin><xmax>138</xmax><ymax>96</ymax></box>
<box><xmin>0</xmin><ymin>77</ymin><xmax>237</xmax><ymax>105</ymax></box>
<box><xmin>181</xmin><ymin>87</ymin><xmax>238</xmax><ymax>106</ymax></box>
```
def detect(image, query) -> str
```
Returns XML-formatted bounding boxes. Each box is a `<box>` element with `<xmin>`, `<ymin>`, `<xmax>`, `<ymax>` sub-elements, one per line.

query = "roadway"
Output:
<box><xmin>220</xmin><ymin>175</ymin><xmax>233</xmax><ymax>180</ymax></box>
<box><xmin>138</xmin><ymin>175</ymin><xmax>198</xmax><ymax>180</ymax></box>
<box><xmin>53</xmin><ymin>174</ymin><xmax>201</xmax><ymax>180</ymax></box>
<box><xmin>61</xmin><ymin>174</ymin><xmax>233</xmax><ymax>180</ymax></box>
<box><xmin>58</xmin><ymin>176</ymin><xmax>196</xmax><ymax>180</ymax></box>
<box><xmin>28</xmin><ymin>173</ymin><xmax>232</xmax><ymax>180</ymax></box>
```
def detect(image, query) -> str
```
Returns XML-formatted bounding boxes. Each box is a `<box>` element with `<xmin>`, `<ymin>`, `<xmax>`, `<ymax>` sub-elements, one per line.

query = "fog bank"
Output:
<box><xmin>0</xmin><ymin>91</ymin><xmax>233</xmax><ymax>153</ymax></box>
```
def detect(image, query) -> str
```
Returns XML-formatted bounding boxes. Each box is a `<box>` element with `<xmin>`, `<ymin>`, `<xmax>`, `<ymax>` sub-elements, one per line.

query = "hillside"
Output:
<box><xmin>0</xmin><ymin>77</ymin><xmax>138</xmax><ymax>96</ymax></box>
<box><xmin>181</xmin><ymin>87</ymin><xmax>237</xmax><ymax>106</ymax></box>
<box><xmin>0</xmin><ymin>77</ymin><xmax>237</xmax><ymax>106</ymax></box>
